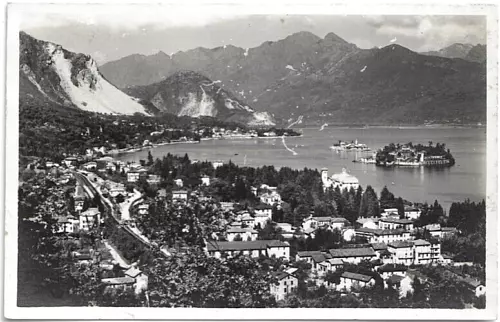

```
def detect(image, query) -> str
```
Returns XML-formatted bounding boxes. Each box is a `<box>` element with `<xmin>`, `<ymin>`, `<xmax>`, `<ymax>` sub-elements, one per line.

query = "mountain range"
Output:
<box><xmin>421</xmin><ymin>43</ymin><xmax>486</xmax><ymax>63</ymax></box>
<box><xmin>19</xmin><ymin>31</ymin><xmax>487</xmax><ymax>126</ymax></box>
<box><xmin>19</xmin><ymin>32</ymin><xmax>274</xmax><ymax>125</ymax></box>
<box><xmin>100</xmin><ymin>31</ymin><xmax>487</xmax><ymax>125</ymax></box>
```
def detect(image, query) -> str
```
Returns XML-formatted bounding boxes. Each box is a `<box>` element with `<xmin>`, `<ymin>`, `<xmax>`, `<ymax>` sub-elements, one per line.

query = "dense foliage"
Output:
<box><xmin>145</xmin><ymin>250</ymin><xmax>277</xmax><ymax>308</ymax></box>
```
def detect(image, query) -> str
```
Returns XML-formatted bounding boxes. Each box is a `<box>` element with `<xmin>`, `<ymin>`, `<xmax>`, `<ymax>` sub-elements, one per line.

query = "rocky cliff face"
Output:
<box><xmin>19</xmin><ymin>32</ymin><xmax>149</xmax><ymax>115</ymax></box>
<box><xmin>124</xmin><ymin>71</ymin><xmax>275</xmax><ymax>126</ymax></box>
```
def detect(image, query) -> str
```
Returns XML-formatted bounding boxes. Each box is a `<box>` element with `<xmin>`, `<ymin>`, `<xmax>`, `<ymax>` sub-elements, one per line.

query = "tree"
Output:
<box><xmin>379</xmin><ymin>186</ymin><xmax>395</xmax><ymax>209</ymax></box>
<box><xmin>258</xmin><ymin>222</ymin><xmax>283</xmax><ymax>240</ymax></box>
<box><xmin>147</xmin><ymin>151</ymin><xmax>154</xmax><ymax>166</ymax></box>
<box><xmin>145</xmin><ymin>250</ymin><xmax>277</xmax><ymax>308</ymax></box>
<box><xmin>396</xmin><ymin>197</ymin><xmax>405</xmax><ymax>218</ymax></box>
<box><xmin>359</xmin><ymin>185</ymin><xmax>379</xmax><ymax>218</ymax></box>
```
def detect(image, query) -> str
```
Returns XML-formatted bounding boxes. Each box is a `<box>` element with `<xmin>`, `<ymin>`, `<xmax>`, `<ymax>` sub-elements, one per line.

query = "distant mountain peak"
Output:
<box><xmin>284</xmin><ymin>31</ymin><xmax>321</xmax><ymax>42</ymax></box>
<box><xmin>324</xmin><ymin>32</ymin><xmax>348</xmax><ymax>44</ymax></box>
<box><xmin>124</xmin><ymin>71</ymin><xmax>275</xmax><ymax>126</ymax></box>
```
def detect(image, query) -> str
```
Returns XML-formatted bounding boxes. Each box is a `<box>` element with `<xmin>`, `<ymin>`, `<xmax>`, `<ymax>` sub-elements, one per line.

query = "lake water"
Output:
<box><xmin>116</xmin><ymin>127</ymin><xmax>487</xmax><ymax>211</ymax></box>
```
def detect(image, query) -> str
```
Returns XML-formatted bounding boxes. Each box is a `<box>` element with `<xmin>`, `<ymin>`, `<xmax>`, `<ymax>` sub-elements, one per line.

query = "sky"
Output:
<box><xmin>20</xmin><ymin>8</ymin><xmax>487</xmax><ymax>65</ymax></box>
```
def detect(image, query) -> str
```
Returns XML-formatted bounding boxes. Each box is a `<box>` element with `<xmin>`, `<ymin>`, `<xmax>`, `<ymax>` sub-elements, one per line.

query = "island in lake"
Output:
<box><xmin>375</xmin><ymin>142</ymin><xmax>455</xmax><ymax>167</ymax></box>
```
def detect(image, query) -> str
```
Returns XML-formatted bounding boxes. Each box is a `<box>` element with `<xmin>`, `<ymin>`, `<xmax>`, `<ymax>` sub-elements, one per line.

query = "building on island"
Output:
<box><xmin>321</xmin><ymin>168</ymin><xmax>359</xmax><ymax>191</ymax></box>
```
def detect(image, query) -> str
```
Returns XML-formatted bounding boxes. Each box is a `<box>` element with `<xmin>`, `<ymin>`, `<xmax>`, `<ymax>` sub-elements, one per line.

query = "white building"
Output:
<box><xmin>240</xmin><ymin>213</ymin><xmax>256</xmax><ymax>228</ymax></box>
<box><xmin>219</xmin><ymin>202</ymin><xmax>235</xmax><ymax>211</ymax></box>
<box><xmin>254</xmin><ymin>204</ymin><xmax>273</xmax><ymax>218</ymax></box>
<box><xmin>356</xmin><ymin>217</ymin><xmax>380</xmax><ymax>229</ymax></box>
<box><xmin>302</xmin><ymin>216</ymin><xmax>350</xmax><ymax>231</ymax></box>
<box><xmin>206</xmin><ymin>240</ymin><xmax>290</xmax><ymax>260</ymax></box>
<box><xmin>413</xmin><ymin>239</ymin><xmax>441</xmax><ymax>265</ymax></box>
<box><xmin>260</xmin><ymin>191</ymin><xmax>282</xmax><ymax>207</ymax></box>
<box><xmin>381</xmin><ymin>208</ymin><xmax>399</xmax><ymax>217</ymax></box>
<box><xmin>201</xmin><ymin>175</ymin><xmax>210</xmax><ymax>186</ymax></box>
<box><xmin>83</xmin><ymin>162</ymin><xmax>97</xmax><ymax>171</ymax></box>
<box><xmin>212</xmin><ymin>160</ymin><xmax>224</xmax><ymax>169</ymax></box>
<box><xmin>127</xmin><ymin>171</ymin><xmax>140</xmax><ymax>183</ymax></box>
<box><xmin>270</xmin><ymin>270</ymin><xmax>298</xmax><ymax>301</ymax></box>
<box><xmin>321</xmin><ymin>168</ymin><xmax>359</xmax><ymax>191</ymax></box>
<box><xmin>226</xmin><ymin>227</ymin><xmax>258</xmax><ymax>241</ymax></box>
<box><xmin>79</xmin><ymin>208</ymin><xmax>101</xmax><ymax>231</ymax></box>
<box><xmin>378</xmin><ymin>218</ymin><xmax>414</xmax><ymax>231</ymax></box>
<box><xmin>404</xmin><ymin>206</ymin><xmax>421</xmax><ymax>220</ymax></box>
<box><xmin>109</xmin><ymin>186</ymin><xmax>126</xmax><ymax>198</ymax></box>
<box><xmin>172</xmin><ymin>190</ymin><xmax>188</xmax><ymax>201</ymax></box>
<box><xmin>337</xmin><ymin>272</ymin><xmax>375</xmax><ymax>292</ymax></box>
<box><xmin>137</xmin><ymin>204</ymin><xmax>149</xmax><ymax>215</ymax></box>
<box><xmin>174</xmin><ymin>178</ymin><xmax>184</xmax><ymax>187</ymax></box>
<box><xmin>54</xmin><ymin>215</ymin><xmax>79</xmax><ymax>234</ymax></box>
<box><xmin>355</xmin><ymin>228</ymin><xmax>412</xmax><ymax>244</ymax></box>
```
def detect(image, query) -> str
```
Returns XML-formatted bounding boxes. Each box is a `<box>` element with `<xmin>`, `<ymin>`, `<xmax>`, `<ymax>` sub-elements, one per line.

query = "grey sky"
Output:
<box><xmin>22</xmin><ymin>14</ymin><xmax>486</xmax><ymax>65</ymax></box>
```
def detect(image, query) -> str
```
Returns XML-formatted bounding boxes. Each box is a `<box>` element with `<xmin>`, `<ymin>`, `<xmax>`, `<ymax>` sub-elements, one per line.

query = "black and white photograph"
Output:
<box><xmin>3</xmin><ymin>2</ymin><xmax>498</xmax><ymax>320</ymax></box>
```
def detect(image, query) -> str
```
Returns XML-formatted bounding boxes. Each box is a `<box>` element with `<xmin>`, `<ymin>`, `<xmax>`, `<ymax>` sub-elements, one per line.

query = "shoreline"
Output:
<box><xmin>295</xmin><ymin>124</ymin><xmax>486</xmax><ymax>130</ymax></box>
<box><xmin>109</xmin><ymin>134</ymin><xmax>304</xmax><ymax>155</ymax></box>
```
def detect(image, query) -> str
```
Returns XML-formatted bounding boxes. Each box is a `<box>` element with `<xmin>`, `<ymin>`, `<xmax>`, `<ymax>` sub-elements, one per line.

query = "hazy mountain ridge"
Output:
<box><xmin>421</xmin><ymin>43</ymin><xmax>474</xmax><ymax>60</ymax></box>
<box><xmin>19</xmin><ymin>31</ymin><xmax>149</xmax><ymax>115</ymax></box>
<box><xmin>124</xmin><ymin>71</ymin><xmax>275</xmax><ymax>126</ymax></box>
<box><xmin>100</xmin><ymin>31</ymin><xmax>486</xmax><ymax>125</ymax></box>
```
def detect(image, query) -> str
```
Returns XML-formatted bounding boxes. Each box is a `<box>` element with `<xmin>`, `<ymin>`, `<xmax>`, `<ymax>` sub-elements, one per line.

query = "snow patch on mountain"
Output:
<box><xmin>45</xmin><ymin>43</ymin><xmax>148</xmax><ymax>115</ymax></box>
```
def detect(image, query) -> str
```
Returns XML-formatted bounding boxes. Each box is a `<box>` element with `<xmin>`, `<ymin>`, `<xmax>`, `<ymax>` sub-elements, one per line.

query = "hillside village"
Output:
<box><xmin>19</xmin><ymin>149</ymin><xmax>486</xmax><ymax>307</ymax></box>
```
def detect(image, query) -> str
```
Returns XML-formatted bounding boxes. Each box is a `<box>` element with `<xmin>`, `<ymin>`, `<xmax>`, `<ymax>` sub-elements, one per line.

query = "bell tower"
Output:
<box><xmin>321</xmin><ymin>168</ymin><xmax>329</xmax><ymax>185</ymax></box>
